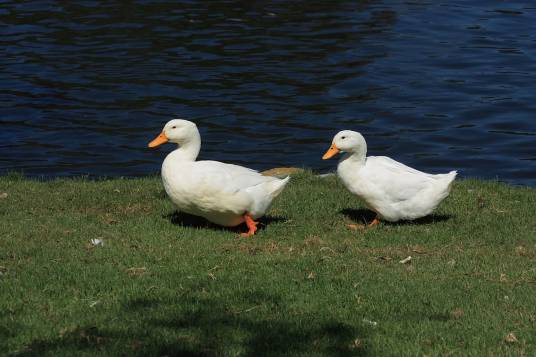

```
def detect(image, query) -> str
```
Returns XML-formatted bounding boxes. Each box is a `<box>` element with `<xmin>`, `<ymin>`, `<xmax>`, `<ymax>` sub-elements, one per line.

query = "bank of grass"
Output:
<box><xmin>0</xmin><ymin>171</ymin><xmax>535</xmax><ymax>356</ymax></box>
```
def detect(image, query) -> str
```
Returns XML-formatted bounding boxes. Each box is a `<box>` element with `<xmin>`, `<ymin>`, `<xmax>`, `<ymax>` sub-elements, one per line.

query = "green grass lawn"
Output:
<box><xmin>1</xmin><ymin>172</ymin><xmax>535</xmax><ymax>356</ymax></box>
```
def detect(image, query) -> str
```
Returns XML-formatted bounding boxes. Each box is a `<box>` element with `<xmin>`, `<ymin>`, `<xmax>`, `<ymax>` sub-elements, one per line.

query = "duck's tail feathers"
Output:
<box><xmin>443</xmin><ymin>170</ymin><xmax>457</xmax><ymax>192</ymax></box>
<box><xmin>247</xmin><ymin>176</ymin><xmax>290</xmax><ymax>219</ymax></box>
<box><xmin>447</xmin><ymin>170</ymin><xmax>457</xmax><ymax>181</ymax></box>
<box><xmin>269</xmin><ymin>176</ymin><xmax>290</xmax><ymax>198</ymax></box>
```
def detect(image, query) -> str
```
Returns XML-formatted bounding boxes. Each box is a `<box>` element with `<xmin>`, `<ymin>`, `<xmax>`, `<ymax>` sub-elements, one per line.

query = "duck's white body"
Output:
<box><xmin>161</xmin><ymin>153</ymin><xmax>288</xmax><ymax>226</ymax></box>
<box><xmin>150</xmin><ymin>119</ymin><xmax>289</xmax><ymax>229</ymax></box>
<box><xmin>324</xmin><ymin>130</ymin><xmax>456</xmax><ymax>222</ymax></box>
<box><xmin>337</xmin><ymin>154</ymin><xmax>456</xmax><ymax>222</ymax></box>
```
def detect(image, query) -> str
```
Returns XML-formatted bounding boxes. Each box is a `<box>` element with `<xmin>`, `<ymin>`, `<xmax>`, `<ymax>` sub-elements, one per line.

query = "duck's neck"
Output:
<box><xmin>338</xmin><ymin>150</ymin><xmax>366</xmax><ymax>170</ymax></box>
<box><xmin>170</xmin><ymin>132</ymin><xmax>201</xmax><ymax>162</ymax></box>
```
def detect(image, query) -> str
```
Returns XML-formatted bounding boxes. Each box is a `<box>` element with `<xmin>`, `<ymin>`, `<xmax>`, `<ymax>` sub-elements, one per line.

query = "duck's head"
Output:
<box><xmin>148</xmin><ymin>119</ymin><xmax>199</xmax><ymax>148</ymax></box>
<box><xmin>322</xmin><ymin>130</ymin><xmax>366</xmax><ymax>159</ymax></box>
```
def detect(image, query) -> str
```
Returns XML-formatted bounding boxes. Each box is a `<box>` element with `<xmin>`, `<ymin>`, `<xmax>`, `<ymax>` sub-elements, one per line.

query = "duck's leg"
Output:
<box><xmin>241</xmin><ymin>213</ymin><xmax>258</xmax><ymax>237</ymax></box>
<box><xmin>347</xmin><ymin>223</ymin><xmax>365</xmax><ymax>230</ymax></box>
<box><xmin>369</xmin><ymin>216</ymin><xmax>381</xmax><ymax>227</ymax></box>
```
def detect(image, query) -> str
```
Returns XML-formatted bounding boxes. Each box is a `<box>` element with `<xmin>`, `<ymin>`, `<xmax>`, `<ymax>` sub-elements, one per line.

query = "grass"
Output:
<box><xmin>1</xmin><ymin>171</ymin><xmax>535</xmax><ymax>356</ymax></box>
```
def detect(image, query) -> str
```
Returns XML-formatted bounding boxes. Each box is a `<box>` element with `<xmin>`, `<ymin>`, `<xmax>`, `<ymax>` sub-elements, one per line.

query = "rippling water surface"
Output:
<box><xmin>1</xmin><ymin>1</ymin><xmax>535</xmax><ymax>184</ymax></box>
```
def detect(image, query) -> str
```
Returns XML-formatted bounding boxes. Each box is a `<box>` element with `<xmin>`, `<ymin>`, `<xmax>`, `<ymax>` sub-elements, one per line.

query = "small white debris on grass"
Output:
<box><xmin>319</xmin><ymin>247</ymin><xmax>335</xmax><ymax>253</ymax></box>
<box><xmin>362</xmin><ymin>318</ymin><xmax>378</xmax><ymax>327</ymax></box>
<box><xmin>349</xmin><ymin>338</ymin><xmax>363</xmax><ymax>350</ymax></box>
<box><xmin>89</xmin><ymin>300</ymin><xmax>100</xmax><ymax>308</ymax></box>
<box><xmin>504</xmin><ymin>332</ymin><xmax>518</xmax><ymax>344</ymax></box>
<box><xmin>399</xmin><ymin>256</ymin><xmax>412</xmax><ymax>264</ymax></box>
<box><xmin>126</xmin><ymin>267</ymin><xmax>147</xmax><ymax>277</ymax></box>
<box><xmin>0</xmin><ymin>193</ymin><xmax>7</xmax><ymax>199</ymax></box>
<box><xmin>90</xmin><ymin>238</ymin><xmax>104</xmax><ymax>247</ymax></box>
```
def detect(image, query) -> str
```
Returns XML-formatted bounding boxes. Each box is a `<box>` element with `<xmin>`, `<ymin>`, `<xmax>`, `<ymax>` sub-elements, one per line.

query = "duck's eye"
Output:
<box><xmin>341</xmin><ymin>136</ymin><xmax>346</xmax><ymax>140</ymax></box>
<box><xmin>172</xmin><ymin>126</ymin><xmax>177</xmax><ymax>129</ymax></box>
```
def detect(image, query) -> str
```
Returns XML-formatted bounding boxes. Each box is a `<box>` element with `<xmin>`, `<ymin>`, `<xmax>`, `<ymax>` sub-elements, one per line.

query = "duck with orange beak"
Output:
<box><xmin>323</xmin><ymin>130</ymin><xmax>457</xmax><ymax>226</ymax></box>
<box><xmin>148</xmin><ymin>119</ymin><xmax>289</xmax><ymax>237</ymax></box>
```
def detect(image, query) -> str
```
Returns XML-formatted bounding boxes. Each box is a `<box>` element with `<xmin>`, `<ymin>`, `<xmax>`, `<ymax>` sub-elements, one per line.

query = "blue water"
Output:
<box><xmin>1</xmin><ymin>1</ymin><xmax>535</xmax><ymax>185</ymax></box>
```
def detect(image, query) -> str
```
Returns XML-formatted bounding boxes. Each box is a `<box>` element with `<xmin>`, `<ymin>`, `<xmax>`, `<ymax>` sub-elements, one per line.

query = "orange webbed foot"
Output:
<box><xmin>368</xmin><ymin>217</ymin><xmax>381</xmax><ymax>227</ymax></box>
<box><xmin>240</xmin><ymin>213</ymin><xmax>258</xmax><ymax>237</ymax></box>
<box><xmin>347</xmin><ymin>216</ymin><xmax>380</xmax><ymax>231</ymax></box>
<box><xmin>347</xmin><ymin>223</ymin><xmax>365</xmax><ymax>231</ymax></box>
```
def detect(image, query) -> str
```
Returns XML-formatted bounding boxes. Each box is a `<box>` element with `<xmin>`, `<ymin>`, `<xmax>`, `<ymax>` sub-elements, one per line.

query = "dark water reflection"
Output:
<box><xmin>1</xmin><ymin>1</ymin><xmax>535</xmax><ymax>185</ymax></box>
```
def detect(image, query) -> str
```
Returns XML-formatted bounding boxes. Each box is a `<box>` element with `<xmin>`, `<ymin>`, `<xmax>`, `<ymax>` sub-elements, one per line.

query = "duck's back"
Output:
<box><xmin>350</xmin><ymin>156</ymin><xmax>456</xmax><ymax>221</ymax></box>
<box><xmin>362</xmin><ymin>156</ymin><xmax>441</xmax><ymax>201</ymax></box>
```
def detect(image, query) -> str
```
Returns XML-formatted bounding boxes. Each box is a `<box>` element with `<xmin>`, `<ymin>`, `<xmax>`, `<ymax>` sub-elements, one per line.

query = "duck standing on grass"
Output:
<box><xmin>148</xmin><ymin>119</ymin><xmax>289</xmax><ymax>237</ymax></box>
<box><xmin>322</xmin><ymin>130</ymin><xmax>457</xmax><ymax>226</ymax></box>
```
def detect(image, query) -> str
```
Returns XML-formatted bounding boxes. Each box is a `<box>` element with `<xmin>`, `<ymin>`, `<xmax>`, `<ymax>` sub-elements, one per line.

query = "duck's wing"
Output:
<box><xmin>191</xmin><ymin>160</ymin><xmax>280</xmax><ymax>194</ymax></box>
<box><xmin>367</xmin><ymin>156</ymin><xmax>438</xmax><ymax>178</ymax></box>
<box><xmin>363</xmin><ymin>156</ymin><xmax>438</xmax><ymax>202</ymax></box>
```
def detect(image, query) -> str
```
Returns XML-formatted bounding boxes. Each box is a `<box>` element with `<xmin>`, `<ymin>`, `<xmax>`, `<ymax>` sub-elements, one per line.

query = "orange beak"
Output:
<box><xmin>148</xmin><ymin>132</ymin><xmax>168</xmax><ymax>148</ymax></box>
<box><xmin>322</xmin><ymin>143</ymin><xmax>340</xmax><ymax>160</ymax></box>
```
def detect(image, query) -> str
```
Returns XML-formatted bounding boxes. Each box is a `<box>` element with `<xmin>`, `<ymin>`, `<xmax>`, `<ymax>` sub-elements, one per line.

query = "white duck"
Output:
<box><xmin>323</xmin><ymin>130</ymin><xmax>457</xmax><ymax>225</ymax></box>
<box><xmin>148</xmin><ymin>119</ymin><xmax>289</xmax><ymax>237</ymax></box>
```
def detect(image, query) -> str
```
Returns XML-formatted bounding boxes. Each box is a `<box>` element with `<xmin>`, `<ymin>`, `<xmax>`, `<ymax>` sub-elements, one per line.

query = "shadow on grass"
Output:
<box><xmin>18</xmin><ymin>291</ymin><xmax>369</xmax><ymax>356</ymax></box>
<box><xmin>340</xmin><ymin>208</ymin><xmax>452</xmax><ymax>226</ymax></box>
<box><xmin>0</xmin><ymin>310</ymin><xmax>21</xmax><ymax>352</ymax></box>
<box><xmin>165</xmin><ymin>211</ymin><xmax>287</xmax><ymax>234</ymax></box>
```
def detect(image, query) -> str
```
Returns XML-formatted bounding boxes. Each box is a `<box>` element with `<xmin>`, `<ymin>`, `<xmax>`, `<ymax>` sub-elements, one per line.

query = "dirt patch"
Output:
<box><xmin>261</xmin><ymin>167</ymin><xmax>304</xmax><ymax>177</ymax></box>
